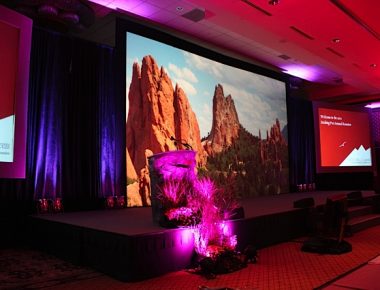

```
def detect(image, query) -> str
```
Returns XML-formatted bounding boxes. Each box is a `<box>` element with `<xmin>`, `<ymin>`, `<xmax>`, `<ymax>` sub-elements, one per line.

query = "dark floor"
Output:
<box><xmin>1</xmin><ymin>224</ymin><xmax>380</xmax><ymax>290</ymax></box>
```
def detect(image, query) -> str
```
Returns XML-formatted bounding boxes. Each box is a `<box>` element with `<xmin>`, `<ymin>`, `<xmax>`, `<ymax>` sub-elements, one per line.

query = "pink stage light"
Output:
<box><xmin>37</xmin><ymin>198</ymin><xmax>49</xmax><ymax>214</ymax></box>
<box><xmin>53</xmin><ymin>198</ymin><xmax>63</xmax><ymax>213</ymax></box>
<box><xmin>115</xmin><ymin>195</ymin><xmax>126</xmax><ymax>208</ymax></box>
<box><xmin>105</xmin><ymin>196</ymin><xmax>115</xmax><ymax>209</ymax></box>
<box><xmin>365</xmin><ymin>102</ymin><xmax>380</xmax><ymax>109</ymax></box>
<box><xmin>89</xmin><ymin>0</ymin><xmax>158</xmax><ymax>17</ymax></box>
<box><xmin>88</xmin><ymin>0</ymin><xmax>117</xmax><ymax>9</ymax></box>
<box><xmin>281</xmin><ymin>64</ymin><xmax>320</xmax><ymax>82</ymax></box>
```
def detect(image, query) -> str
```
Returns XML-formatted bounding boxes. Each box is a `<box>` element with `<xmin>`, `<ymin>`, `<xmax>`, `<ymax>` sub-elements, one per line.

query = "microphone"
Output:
<box><xmin>169</xmin><ymin>136</ymin><xmax>192</xmax><ymax>150</ymax></box>
<box><xmin>170</xmin><ymin>136</ymin><xmax>179</xmax><ymax>150</ymax></box>
<box><xmin>182</xmin><ymin>142</ymin><xmax>193</xmax><ymax>150</ymax></box>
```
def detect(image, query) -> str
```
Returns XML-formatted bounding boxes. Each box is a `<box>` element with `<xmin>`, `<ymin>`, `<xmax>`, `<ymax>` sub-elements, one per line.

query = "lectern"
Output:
<box><xmin>148</xmin><ymin>150</ymin><xmax>196</xmax><ymax>224</ymax></box>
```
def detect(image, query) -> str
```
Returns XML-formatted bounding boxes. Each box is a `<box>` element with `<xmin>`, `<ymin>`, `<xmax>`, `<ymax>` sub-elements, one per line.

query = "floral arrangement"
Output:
<box><xmin>157</xmin><ymin>175</ymin><xmax>240</xmax><ymax>257</ymax></box>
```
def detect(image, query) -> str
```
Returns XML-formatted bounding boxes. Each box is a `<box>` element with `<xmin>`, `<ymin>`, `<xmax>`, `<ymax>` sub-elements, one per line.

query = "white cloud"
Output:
<box><xmin>182</xmin><ymin>51</ymin><xmax>288</xmax><ymax>136</ymax></box>
<box><xmin>167</xmin><ymin>63</ymin><xmax>199</xmax><ymax>96</ymax></box>
<box><xmin>184</xmin><ymin>52</ymin><xmax>224</xmax><ymax>79</ymax></box>
<box><xmin>198</xmin><ymin>103</ymin><xmax>213</xmax><ymax>137</ymax></box>
<box><xmin>168</xmin><ymin>63</ymin><xmax>198</xmax><ymax>83</ymax></box>
<box><xmin>222</xmin><ymin>83</ymin><xmax>278</xmax><ymax>135</ymax></box>
<box><xmin>172</xmin><ymin>78</ymin><xmax>198</xmax><ymax>96</ymax></box>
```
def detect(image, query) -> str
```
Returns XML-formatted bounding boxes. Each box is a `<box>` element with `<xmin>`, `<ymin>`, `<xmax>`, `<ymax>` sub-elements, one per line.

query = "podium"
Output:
<box><xmin>148</xmin><ymin>150</ymin><xmax>196</xmax><ymax>224</ymax></box>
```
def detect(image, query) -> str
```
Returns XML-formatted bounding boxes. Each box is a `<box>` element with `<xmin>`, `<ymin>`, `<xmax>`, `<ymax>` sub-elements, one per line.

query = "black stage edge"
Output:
<box><xmin>27</xmin><ymin>190</ymin><xmax>377</xmax><ymax>282</ymax></box>
<box><xmin>28</xmin><ymin>216</ymin><xmax>195</xmax><ymax>282</ymax></box>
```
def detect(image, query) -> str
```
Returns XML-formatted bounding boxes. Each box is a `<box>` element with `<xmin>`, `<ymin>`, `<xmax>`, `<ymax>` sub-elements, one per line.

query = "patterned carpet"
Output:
<box><xmin>0</xmin><ymin>248</ymin><xmax>101</xmax><ymax>289</ymax></box>
<box><xmin>1</xmin><ymin>225</ymin><xmax>380</xmax><ymax>290</ymax></box>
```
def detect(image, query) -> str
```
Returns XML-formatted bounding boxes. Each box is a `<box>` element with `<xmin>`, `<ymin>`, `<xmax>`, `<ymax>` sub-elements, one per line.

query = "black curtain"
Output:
<box><xmin>287</xmin><ymin>94</ymin><xmax>316</xmax><ymax>192</ymax></box>
<box><xmin>0</xmin><ymin>27</ymin><xmax>122</xmax><ymax>212</ymax></box>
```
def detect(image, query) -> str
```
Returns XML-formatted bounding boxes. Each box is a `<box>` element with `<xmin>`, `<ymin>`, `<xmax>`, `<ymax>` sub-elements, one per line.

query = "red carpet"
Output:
<box><xmin>2</xmin><ymin>224</ymin><xmax>380</xmax><ymax>290</ymax></box>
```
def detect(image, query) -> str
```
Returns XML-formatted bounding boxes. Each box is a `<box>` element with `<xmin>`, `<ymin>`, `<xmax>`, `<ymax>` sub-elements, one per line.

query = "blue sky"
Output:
<box><xmin>126</xmin><ymin>32</ymin><xmax>287</xmax><ymax>138</ymax></box>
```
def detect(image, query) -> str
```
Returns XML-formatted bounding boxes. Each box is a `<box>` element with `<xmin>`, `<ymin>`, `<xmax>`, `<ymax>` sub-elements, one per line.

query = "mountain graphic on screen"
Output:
<box><xmin>126</xmin><ymin>55</ymin><xmax>206</xmax><ymax>174</ymax></box>
<box><xmin>0</xmin><ymin>114</ymin><xmax>15</xmax><ymax>162</ymax></box>
<box><xmin>339</xmin><ymin>145</ymin><xmax>371</xmax><ymax>166</ymax></box>
<box><xmin>204</xmin><ymin>84</ymin><xmax>240</xmax><ymax>156</ymax></box>
<box><xmin>126</xmin><ymin>55</ymin><xmax>288</xmax><ymax>206</ymax></box>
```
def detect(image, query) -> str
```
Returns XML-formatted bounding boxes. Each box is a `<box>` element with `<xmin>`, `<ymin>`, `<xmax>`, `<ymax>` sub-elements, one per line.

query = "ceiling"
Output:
<box><xmin>3</xmin><ymin>0</ymin><xmax>380</xmax><ymax>105</ymax></box>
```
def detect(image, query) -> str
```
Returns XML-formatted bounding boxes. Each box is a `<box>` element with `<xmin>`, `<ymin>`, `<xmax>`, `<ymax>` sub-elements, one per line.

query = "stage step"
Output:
<box><xmin>347</xmin><ymin>205</ymin><xmax>373</xmax><ymax>219</ymax></box>
<box><xmin>346</xmin><ymin>214</ymin><xmax>380</xmax><ymax>234</ymax></box>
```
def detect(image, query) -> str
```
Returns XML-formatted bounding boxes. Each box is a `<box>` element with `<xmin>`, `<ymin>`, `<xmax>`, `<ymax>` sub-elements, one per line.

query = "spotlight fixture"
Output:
<box><xmin>176</xmin><ymin>6</ymin><xmax>183</xmax><ymax>11</ymax></box>
<box><xmin>268</xmin><ymin>0</ymin><xmax>280</xmax><ymax>5</ymax></box>
<box><xmin>370</xmin><ymin>63</ymin><xmax>377</xmax><ymax>68</ymax></box>
<box><xmin>332</xmin><ymin>38</ymin><xmax>341</xmax><ymax>43</ymax></box>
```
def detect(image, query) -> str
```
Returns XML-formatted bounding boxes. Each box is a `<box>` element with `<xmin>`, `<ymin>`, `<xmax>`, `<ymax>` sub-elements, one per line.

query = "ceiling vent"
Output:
<box><xmin>181</xmin><ymin>8</ymin><xmax>205</xmax><ymax>22</ymax></box>
<box><xmin>326</xmin><ymin>47</ymin><xmax>345</xmax><ymax>58</ymax></box>
<box><xmin>278</xmin><ymin>54</ymin><xmax>291</xmax><ymax>60</ymax></box>
<box><xmin>333</xmin><ymin>77</ymin><xmax>343</xmax><ymax>84</ymax></box>
<box><xmin>330</xmin><ymin>0</ymin><xmax>380</xmax><ymax>41</ymax></box>
<box><xmin>240</xmin><ymin>0</ymin><xmax>272</xmax><ymax>16</ymax></box>
<box><xmin>289</xmin><ymin>26</ymin><xmax>314</xmax><ymax>40</ymax></box>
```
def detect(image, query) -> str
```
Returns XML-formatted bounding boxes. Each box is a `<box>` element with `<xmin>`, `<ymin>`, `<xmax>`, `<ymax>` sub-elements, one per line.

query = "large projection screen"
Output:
<box><xmin>313</xmin><ymin>102</ymin><xmax>373</xmax><ymax>173</ymax></box>
<box><xmin>120</xmin><ymin>21</ymin><xmax>289</xmax><ymax>206</ymax></box>
<box><xmin>0</xmin><ymin>5</ymin><xmax>31</xmax><ymax>179</ymax></box>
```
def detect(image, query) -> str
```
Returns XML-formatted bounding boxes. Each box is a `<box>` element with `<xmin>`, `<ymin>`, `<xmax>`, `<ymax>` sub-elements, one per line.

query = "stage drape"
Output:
<box><xmin>287</xmin><ymin>96</ymin><xmax>316</xmax><ymax>191</ymax></box>
<box><xmin>0</xmin><ymin>27</ymin><xmax>122</xmax><ymax>211</ymax></box>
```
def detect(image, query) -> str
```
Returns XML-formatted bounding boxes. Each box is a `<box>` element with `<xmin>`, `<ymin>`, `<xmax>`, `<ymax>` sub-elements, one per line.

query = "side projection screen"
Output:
<box><xmin>121</xmin><ymin>21</ymin><xmax>289</xmax><ymax>207</ymax></box>
<box><xmin>0</xmin><ymin>5</ymin><xmax>32</xmax><ymax>178</ymax></box>
<box><xmin>314</xmin><ymin>102</ymin><xmax>373</xmax><ymax>173</ymax></box>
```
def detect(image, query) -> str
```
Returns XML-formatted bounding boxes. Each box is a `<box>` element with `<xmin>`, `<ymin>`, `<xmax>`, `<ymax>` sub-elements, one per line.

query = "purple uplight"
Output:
<box><xmin>89</xmin><ymin>0</ymin><xmax>158</xmax><ymax>17</ymax></box>
<box><xmin>193</xmin><ymin>227</ymin><xmax>209</xmax><ymax>256</ymax></box>
<box><xmin>88</xmin><ymin>0</ymin><xmax>117</xmax><ymax>9</ymax></box>
<box><xmin>34</xmin><ymin>93</ymin><xmax>62</xmax><ymax>200</ymax></box>
<box><xmin>365</xmin><ymin>102</ymin><xmax>380</xmax><ymax>109</ymax></box>
<box><xmin>172</xmin><ymin>228</ymin><xmax>195</xmax><ymax>256</ymax></box>
<box><xmin>282</xmin><ymin>64</ymin><xmax>320</xmax><ymax>82</ymax></box>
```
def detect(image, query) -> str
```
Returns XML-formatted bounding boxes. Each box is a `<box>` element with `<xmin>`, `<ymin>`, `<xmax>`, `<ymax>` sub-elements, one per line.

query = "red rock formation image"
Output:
<box><xmin>127</xmin><ymin>55</ymin><xmax>289</xmax><ymax>204</ymax></box>
<box><xmin>127</xmin><ymin>56</ymin><xmax>176</xmax><ymax>174</ymax></box>
<box><xmin>204</xmin><ymin>84</ymin><xmax>240</xmax><ymax>156</ymax></box>
<box><xmin>127</xmin><ymin>55</ymin><xmax>206</xmax><ymax>178</ymax></box>
<box><xmin>173</xmin><ymin>84</ymin><xmax>206</xmax><ymax>166</ymax></box>
<box><xmin>126</xmin><ymin>149</ymin><xmax>137</xmax><ymax>181</ymax></box>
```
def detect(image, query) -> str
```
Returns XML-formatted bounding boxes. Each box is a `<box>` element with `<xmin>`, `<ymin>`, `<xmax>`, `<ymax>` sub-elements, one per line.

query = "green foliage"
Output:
<box><xmin>127</xmin><ymin>177</ymin><xmax>137</xmax><ymax>185</ymax></box>
<box><xmin>206</xmin><ymin>125</ymin><xmax>289</xmax><ymax>198</ymax></box>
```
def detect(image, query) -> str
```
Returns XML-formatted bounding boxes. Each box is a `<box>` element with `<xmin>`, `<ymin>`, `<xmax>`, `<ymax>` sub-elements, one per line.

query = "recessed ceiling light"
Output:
<box><xmin>370</xmin><ymin>63</ymin><xmax>377</xmax><ymax>68</ymax></box>
<box><xmin>176</xmin><ymin>6</ymin><xmax>183</xmax><ymax>11</ymax></box>
<box><xmin>332</xmin><ymin>38</ymin><xmax>341</xmax><ymax>43</ymax></box>
<box><xmin>268</xmin><ymin>0</ymin><xmax>280</xmax><ymax>5</ymax></box>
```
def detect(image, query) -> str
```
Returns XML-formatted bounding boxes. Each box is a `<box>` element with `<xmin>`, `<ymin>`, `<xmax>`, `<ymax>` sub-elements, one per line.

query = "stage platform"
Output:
<box><xmin>28</xmin><ymin>190</ymin><xmax>377</xmax><ymax>282</ymax></box>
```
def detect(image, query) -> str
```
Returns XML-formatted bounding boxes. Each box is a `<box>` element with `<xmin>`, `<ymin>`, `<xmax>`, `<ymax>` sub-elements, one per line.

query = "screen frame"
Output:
<box><xmin>0</xmin><ymin>5</ymin><xmax>32</xmax><ymax>179</ymax></box>
<box><xmin>115</xmin><ymin>16</ymin><xmax>291</xmax><ymax>194</ymax></box>
<box><xmin>313</xmin><ymin>101</ymin><xmax>375</xmax><ymax>173</ymax></box>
